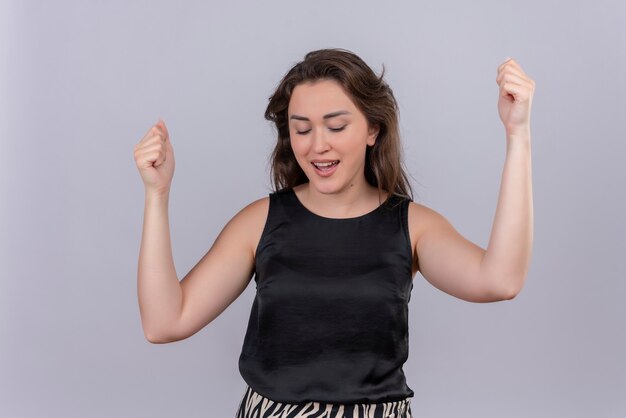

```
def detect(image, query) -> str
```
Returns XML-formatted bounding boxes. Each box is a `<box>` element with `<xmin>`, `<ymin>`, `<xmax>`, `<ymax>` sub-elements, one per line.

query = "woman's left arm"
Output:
<box><xmin>481</xmin><ymin>58</ymin><xmax>536</xmax><ymax>298</ymax></box>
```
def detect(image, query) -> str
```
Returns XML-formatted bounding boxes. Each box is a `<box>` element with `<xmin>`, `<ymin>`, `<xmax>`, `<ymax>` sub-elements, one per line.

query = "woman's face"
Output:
<box><xmin>287</xmin><ymin>79</ymin><xmax>379</xmax><ymax>193</ymax></box>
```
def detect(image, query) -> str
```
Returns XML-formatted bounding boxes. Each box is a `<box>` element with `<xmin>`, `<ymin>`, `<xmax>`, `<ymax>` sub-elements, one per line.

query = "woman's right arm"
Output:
<box><xmin>137</xmin><ymin>192</ymin><xmax>264</xmax><ymax>343</ymax></box>
<box><xmin>134</xmin><ymin>119</ymin><xmax>263</xmax><ymax>344</ymax></box>
<box><xmin>137</xmin><ymin>190</ymin><xmax>183</xmax><ymax>343</ymax></box>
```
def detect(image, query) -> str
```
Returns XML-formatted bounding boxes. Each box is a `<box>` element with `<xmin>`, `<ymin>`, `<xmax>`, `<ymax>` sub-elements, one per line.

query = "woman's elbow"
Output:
<box><xmin>499</xmin><ymin>278</ymin><xmax>525</xmax><ymax>301</ymax></box>
<box><xmin>144</xmin><ymin>329</ymin><xmax>179</xmax><ymax>344</ymax></box>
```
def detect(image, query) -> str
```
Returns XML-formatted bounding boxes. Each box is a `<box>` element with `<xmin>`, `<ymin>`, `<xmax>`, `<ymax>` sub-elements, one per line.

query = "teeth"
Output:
<box><xmin>313</xmin><ymin>161</ymin><xmax>338</xmax><ymax>167</ymax></box>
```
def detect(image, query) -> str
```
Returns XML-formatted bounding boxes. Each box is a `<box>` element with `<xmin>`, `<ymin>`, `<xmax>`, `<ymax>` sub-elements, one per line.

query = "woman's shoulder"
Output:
<box><xmin>405</xmin><ymin>200</ymin><xmax>442</xmax><ymax>272</ymax></box>
<box><xmin>232</xmin><ymin>193</ymin><xmax>272</xmax><ymax>256</ymax></box>
<box><xmin>407</xmin><ymin>200</ymin><xmax>441</xmax><ymax>232</ymax></box>
<box><xmin>406</xmin><ymin>200</ymin><xmax>458</xmax><ymax>254</ymax></box>
<box><xmin>238</xmin><ymin>193</ymin><xmax>271</xmax><ymax>224</ymax></box>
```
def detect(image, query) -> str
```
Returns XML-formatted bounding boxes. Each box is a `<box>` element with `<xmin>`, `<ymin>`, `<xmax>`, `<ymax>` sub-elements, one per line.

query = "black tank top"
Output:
<box><xmin>238</xmin><ymin>187</ymin><xmax>415</xmax><ymax>404</ymax></box>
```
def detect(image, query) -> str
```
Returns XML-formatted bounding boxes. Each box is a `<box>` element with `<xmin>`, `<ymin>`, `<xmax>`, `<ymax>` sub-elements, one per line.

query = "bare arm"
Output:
<box><xmin>136</xmin><ymin>190</ymin><xmax>183</xmax><ymax>342</ymax></box>
<box><xmin>134</xmin><ymin>119</ymin><xmax>261</xmax><ymax>343</ymax></box>
<box><xmin>412</xmin><ymin>57</ymin><xmax>534</xmax><ymax>303</ymax></box>
<box><xmin>137</xmin><ymin>195</ymin><xmax>265</xmax><ymax>344</ymax></box>
<box><xmin>480</xmin><ymin>131</ymin><xmax>533</xmax><ymax>298</ymax></box>
<box><xmin>412</xmin><ymin>132</ymin><xmax>533</xmax><ymax>303</ymax></box>
<box><xmin>172</xmin><ymin>198</ymin><xmax>262</xmax><ymax>343</ymax></box>
<box><xmin>481</xmin><ymin>57</ymin><xmax>535</xmax><ymax>297</ymax></box>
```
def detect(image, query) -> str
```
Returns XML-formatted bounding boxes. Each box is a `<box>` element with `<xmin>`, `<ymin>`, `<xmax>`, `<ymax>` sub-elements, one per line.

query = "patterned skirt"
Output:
<box><xmin>235</xmin><ymin>384</ymin><xmax>413</xmax><ymax>418</ymax></box>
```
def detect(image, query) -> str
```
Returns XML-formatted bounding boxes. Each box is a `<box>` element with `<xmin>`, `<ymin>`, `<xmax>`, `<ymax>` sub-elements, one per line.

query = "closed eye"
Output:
<box><xmin>296</xmin><ymin>126</ymin><xmax>346</xmax><ymax>135</ymax></box>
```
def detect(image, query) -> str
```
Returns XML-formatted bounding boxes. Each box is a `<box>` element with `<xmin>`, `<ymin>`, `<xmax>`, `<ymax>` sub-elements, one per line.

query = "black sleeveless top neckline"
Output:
<box><xmin>239</xmin><ymin>186</ymin><xmax>415</xmax><ymax>404</ymax></box>
<box><xmin>288</xmin><ymin>187</ymin><xmax>390</xmax><ymax>221</ymax></box>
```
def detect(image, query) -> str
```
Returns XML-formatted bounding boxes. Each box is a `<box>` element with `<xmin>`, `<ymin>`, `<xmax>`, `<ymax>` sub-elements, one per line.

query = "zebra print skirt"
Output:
<box><xmin>235</xmin><ymin>384</ymin><xmax>413</xmax><ymax>418</ymax></box>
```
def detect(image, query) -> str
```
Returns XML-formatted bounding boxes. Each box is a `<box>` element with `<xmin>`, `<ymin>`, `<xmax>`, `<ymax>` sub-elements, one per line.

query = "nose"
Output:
<box><xmin>312</xmin><ymin>127</ymin><xmax>331</xmax><ymax>154</ymax></box>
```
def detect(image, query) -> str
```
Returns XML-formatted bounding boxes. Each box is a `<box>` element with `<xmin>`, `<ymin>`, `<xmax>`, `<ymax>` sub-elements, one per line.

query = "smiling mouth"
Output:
<box><xmin>311</xmin><ymin>160</ymin><xmax>340</xmax><ymax>169</ymax></box>
<box><xmin>311</xmin><ymin>161</ymin><xmax>340</xmax><ymax>175</ymax></box>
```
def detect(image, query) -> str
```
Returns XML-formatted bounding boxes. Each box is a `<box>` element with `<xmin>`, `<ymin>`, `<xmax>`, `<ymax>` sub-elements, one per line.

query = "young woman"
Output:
<box><xmin>133</xmin><ymin>48</ymin><xmax>535</xmax><ymax>417</ymax></box>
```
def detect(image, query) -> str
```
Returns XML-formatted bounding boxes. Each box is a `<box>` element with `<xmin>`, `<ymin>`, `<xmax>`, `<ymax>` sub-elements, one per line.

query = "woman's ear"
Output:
<box><xmin>367</xmin><ymin>123</ymin><xmax>380</xmax><ymax>146</ymax></box>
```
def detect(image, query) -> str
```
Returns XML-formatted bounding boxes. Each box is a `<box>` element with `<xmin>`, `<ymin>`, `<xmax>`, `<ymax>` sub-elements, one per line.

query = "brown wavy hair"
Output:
<box><xmin>264</xmin><ymin>47</ymin><xmax>415</xmax><ymax>202</ymax></box>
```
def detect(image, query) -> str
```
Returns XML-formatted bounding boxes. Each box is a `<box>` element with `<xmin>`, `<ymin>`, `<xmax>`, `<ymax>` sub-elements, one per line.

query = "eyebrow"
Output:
<box><xmin>289</xmin><ymin>110</ymin><xmax>352</xmax><ymax>121</ymax></box>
